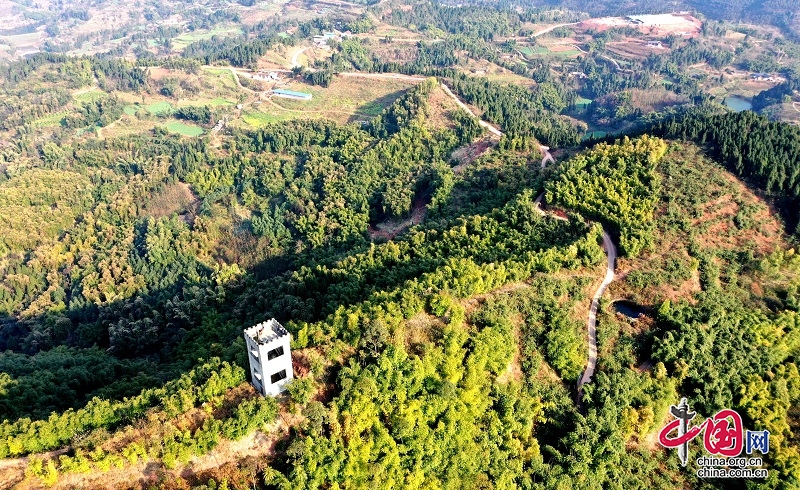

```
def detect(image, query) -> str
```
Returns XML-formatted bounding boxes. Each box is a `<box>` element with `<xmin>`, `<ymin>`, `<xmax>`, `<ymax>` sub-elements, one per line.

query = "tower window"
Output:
<box><xmin>270</xmin><ymin>370</ymin><xmax>287</xmax><ymax>384</ymax></box>
<box><xmin>267</xmin><ymin>346</ymin><xmax>285</xmax><ymax>360</ymax></box>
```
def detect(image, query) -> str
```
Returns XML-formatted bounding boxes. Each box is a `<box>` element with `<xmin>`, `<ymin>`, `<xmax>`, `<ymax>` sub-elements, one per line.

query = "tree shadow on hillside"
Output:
<box><xmin>0</xmin><ymin>160</ymin><xmax>557</xmax><ymax>422</ymax></box>
<box><xmin>347</xmin><ymin>88</ymin><xmax>409</xmax><ymax>125</ymax></box>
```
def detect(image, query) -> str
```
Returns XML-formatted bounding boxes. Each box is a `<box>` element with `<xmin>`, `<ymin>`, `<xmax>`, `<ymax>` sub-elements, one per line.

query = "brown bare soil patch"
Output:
<box><xmin>425</xmin><ymin>85</ymin><xmax>461</xmax><ymax>130</ymax></box>
<box><xmin>544</xmin><ymin>43</ymin><xmax>575</xmax><ymax>53</ymax></box>
<box><xmin>451</xmin><ymin>137</ymin><xmax>495</xmax><ymax>173</ymax></box>
<box><xmin>147</xmin><ymin>67</ymin><xmax>172</xmax><ymax>81</ymax></box>
<box><xmin>629</xmin><ymin>88</ymin><xmax>688</xmax><ymax>113</ymax></box>
<box><xmin>367</xmin><ymin>43</ymin><xmax>420</xmax><ymax>64</ymax></box>
<box><xmin>404</xmin><ymin>312</ymin><xmax>443</xmax><ymax>354</ymax></box>
<box><xmin>606</xmin><ymin>41</ymin><xmax>666</xmax><ymax>60</ymax></box>
<box><xmin>239</xmin><ymin>7</ymin><xmax>282</xmax><ymax>26</ymax></box>
<box><xmin>368</xmin><ymin>195</ymin><xmax>428</xmax><ymax>241</ymax></box>
<box><xmin>142</xmin><ymin>182</ymin><xmax>198</xmax><ymax>221</ymax></box>
<box><xmin>579</xmin><ymin>14</ymin><xmax>700</xmax><ymax>36</ymax></box>
<box><xmin>615</xmin><ymin>143</ymin><xmax>786</xmax><ymax>305</ymax></box>
<box><xmin>497</xmin><ymin>313</ymin><xmax>524</xmax><ymax>385</ymax></box>
<box><xmin>690</xmin><ymin>188</ymin><xmax>782</xmax><ymax>255</ymax></box>
<box><xmin>11</xmin><ymin>381</ymin><xmax>286</xmax><ymax>490</ymax></box>
<box><xmin>462</xmin><ymin>282</ymin><xmax>531</xmax><ymax>318</ymax></box>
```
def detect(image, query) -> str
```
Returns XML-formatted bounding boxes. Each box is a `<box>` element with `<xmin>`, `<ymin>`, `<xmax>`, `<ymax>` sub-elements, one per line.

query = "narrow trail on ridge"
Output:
<box><xmin>532</xmin><ymin>149</ymin><xmax>616</xmax><ymax>406</ymax></box>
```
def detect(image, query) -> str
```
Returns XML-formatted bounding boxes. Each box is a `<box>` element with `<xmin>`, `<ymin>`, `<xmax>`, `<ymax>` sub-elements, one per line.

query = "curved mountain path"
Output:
<box><xmin>532</xmin><ymin>22</ymin><xmax>580</xmax><ymax>37</ymax></box>
<box><xmin>540</xmin><ymin>146</ymin><xmax>554</xmax><ymax>168</ymax></box>
<box><xmin>578</xmin><ymin>230</ymin><xmax>616</xmax><ymax>397</ymax></box>
<box><xmin>435</xmin><ymin>91</ymin><xmax>614</xmax><ymax>402</ymax></box>
<box><xmin>233</xmin><ymin>67</ymin><xmax>612</xmax><ymax>399</ymax></box>
<box><xmin>290</xmin><ymin>47</ymin><xmax>308</xmax><ymax>68</ymax></box>
<box><xmin>533</xmin><ymin>149</ymin><xmax>616</xmax><ymax>403</ymax></box>
<box><xmin>439</xmin><ymin>82</ymin><xmax>504</xmax><ymax>138</ymax></box>
<box><xmin>221</xmin><ymin>67</ymin><xmax>258</xmax><ymax>94</ymax></box>
<box><xmin>569</xmin><ymin>44</ymin><xmax>588</xmax><ymax>54</ymax></box>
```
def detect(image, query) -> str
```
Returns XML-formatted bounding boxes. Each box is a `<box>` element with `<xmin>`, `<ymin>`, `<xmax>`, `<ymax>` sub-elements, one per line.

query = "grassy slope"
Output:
<box><xmin>612</xmin><ymin>142</ymin><xmax>786</xmax><ymax>306</ymax></box>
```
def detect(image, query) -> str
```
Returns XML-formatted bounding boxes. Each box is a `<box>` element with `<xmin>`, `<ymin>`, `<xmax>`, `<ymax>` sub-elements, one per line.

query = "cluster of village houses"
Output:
<box><xmin>312</xmin><ymin>30</ymin><xmax>351</xmax><ymax>49</ymax></box>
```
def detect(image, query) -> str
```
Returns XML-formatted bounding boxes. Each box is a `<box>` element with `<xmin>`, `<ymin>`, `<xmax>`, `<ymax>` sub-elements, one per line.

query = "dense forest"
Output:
<box><xmin>1</xmin><ymin>1</ymin><xmax>800</xmax><ymax>488</ymax></box>
<box><xmin>546</xmin><ymin>135</ymin><xmax>666</xmax><ymax>257</ymax></box>
<box><xmin>0</xmin><ymin>78</ymin><xmax>484</xmax><ymax>419</ymax></box>
<box><xmin>447</xmin><ymin>73</ymin><xmax>580</xmax><ymax>147</ymax></box>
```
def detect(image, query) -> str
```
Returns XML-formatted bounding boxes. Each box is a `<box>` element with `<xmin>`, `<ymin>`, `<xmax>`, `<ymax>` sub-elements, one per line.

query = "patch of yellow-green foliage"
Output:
<box><xmin>30</xmin><ymin>110</ymin><xmax>69</xmax><ymax>128</ymax></box>
<box><xmin>546</xmin><ymin>135</ymin><xmax>668</xmax><ymax>257</ymax></box>
<box><xmin>74</xmin><ymin>88</ymin><xmax>106</xmax><ymax>103</ymax></box>
<box><xmin>0</xmin><ymin>168</ymin><xmax>94</xmax><ymax>255</ymax></box>
<box><xmin>241</xmin><ymin>110</ymin><xmax>298</xmax><ymax>127</ymax></box>
<box><xmin>202</xmin><ymin>67</ymin><xmax>238</xmax><ymax>89</ymax></box>
<box><xmin>208</xmin><ymin>98</ymin><xmax>236</xmax><ymax>107</ymax></box>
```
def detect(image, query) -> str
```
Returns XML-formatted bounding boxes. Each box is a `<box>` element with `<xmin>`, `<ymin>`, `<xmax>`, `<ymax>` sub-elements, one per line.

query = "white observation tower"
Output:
<box><xmin>243</xmin><ymin>319</ymin><xmax>293</xmax><ymax>396</ymax></box>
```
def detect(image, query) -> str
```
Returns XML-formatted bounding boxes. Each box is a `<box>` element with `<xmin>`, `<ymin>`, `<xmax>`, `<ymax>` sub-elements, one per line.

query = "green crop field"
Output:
<box><xmin>74</xmin><ymin>88</ymin><xmax>106</xmax><ymax>103</ymax></box>
<box><xmin>202</xmin><ymin>67</ymin><xmax>238</xmax><ymax>89</ymax></box>
<box><xmin>145</xmin><ymin>101</ymin><xmax>173</xmax><ymax>115</ymax></box>
<box><xmin>164</xmin><ymin>121</ymin><xmax>204</xmax><ymax>136</ymax></box>
<box><xmin>357</xmin><ymin>100</ymin><xmax>390</xmax><ymax>117</ymax></box>
<box><xmin>31</xmin><ymin>111</ymin><xmax>68</xmax><ymax>128</ymax></box>
<box><xmin>519</xmin><ymin>46</ymin><xmax>549</xmax><ymax>56</ymax></box>
<box><xmin>575</xmin><ymin>97</ymin><xmax>593</xmax><ymax>109</ymax></box>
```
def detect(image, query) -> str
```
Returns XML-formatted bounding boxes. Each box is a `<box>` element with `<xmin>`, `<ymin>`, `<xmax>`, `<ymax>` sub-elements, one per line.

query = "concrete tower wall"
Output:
<box><xmin>243</xmin><ymin>319</ymin><xmax>294</xmax><ymax>396</ymax></box>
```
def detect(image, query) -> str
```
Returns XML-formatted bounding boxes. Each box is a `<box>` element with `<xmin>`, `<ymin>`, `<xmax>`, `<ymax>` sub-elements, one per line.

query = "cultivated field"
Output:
<box><xmin>237</xmin><ymin>74</ymin><xmax>420</xmax><ymax>127</ymax></box>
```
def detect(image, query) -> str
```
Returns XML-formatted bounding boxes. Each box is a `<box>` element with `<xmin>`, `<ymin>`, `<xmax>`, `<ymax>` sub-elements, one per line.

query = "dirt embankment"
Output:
<box><xmin>369</xmin><ymin>196</ymin><xmax>428</xmax><ymax>241</ymax></box>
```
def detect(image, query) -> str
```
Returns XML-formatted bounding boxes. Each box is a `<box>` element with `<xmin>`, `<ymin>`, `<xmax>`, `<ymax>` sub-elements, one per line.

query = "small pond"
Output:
<box><xmin>612</xmin><ymin>300</ymin><xmax>646</xmax><ymax>319</ymax></box>
<box><xmin>724</xmin><ymin>96</ymin><xmax>753</xmax><ymax>112</ymax></box>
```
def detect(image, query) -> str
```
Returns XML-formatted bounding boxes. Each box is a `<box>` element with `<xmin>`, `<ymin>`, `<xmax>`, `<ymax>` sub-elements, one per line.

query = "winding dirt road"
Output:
<box><xmin>532</xmin><ymin>22</ymin><xmax>580</xmax><ymax>37</ymax></box>
<box><xmin>533</xmin><ymin>148</ymin><xmax>616</xmax><ymax>402</ymax></box>
<box><xmin>224</xmin><ymin>67</ymin><xmax>256</xmax><ymax>93</ymax></box>
<box><xmin>569</xmin><ymin>44</ymin><xmax>588</xmax><ymax>54</ymax></box>
<box><xmin>540</xmin><ymin>146</ymin><xmax>554</xmax><ymax>168</ymax></box>
<box><xmin>439</xmin><ymin>82</ymin><xmax>504</xmax><ymax>137</ymax></box>
<box><xmin>579</xmin><ymin>230</ymin><xmax>616</xmax><ymax>395</ymax></box>
<box><xmin>290</xmin><ymin>47</ymin><xmax>308</xmax><ymax>69</ymax></box>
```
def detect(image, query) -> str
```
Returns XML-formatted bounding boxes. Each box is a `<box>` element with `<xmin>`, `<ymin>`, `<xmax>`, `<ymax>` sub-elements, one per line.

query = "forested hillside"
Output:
<box><xmin>0</xmin><ymin>78</ymin><xmax>478</xmax><ymax>419</ymax></box>
<box><xmin>0</xmin><ymin>60</ymin><xmax>616</xmax><ymax>486</ymax></box>
<box><xmin>1</xmin><ymin>1</ymin><xmax>800</xmax><ymax>488</ymax></box>
<box><xmin>649</xmin><ymin>110</ymin><xmax>800</xmax><ymax>235</ymax></box>
<box><xmin>546</xmin><ymin>135</ymin><xmax>666</xmax><ymax>257</ymax></box>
